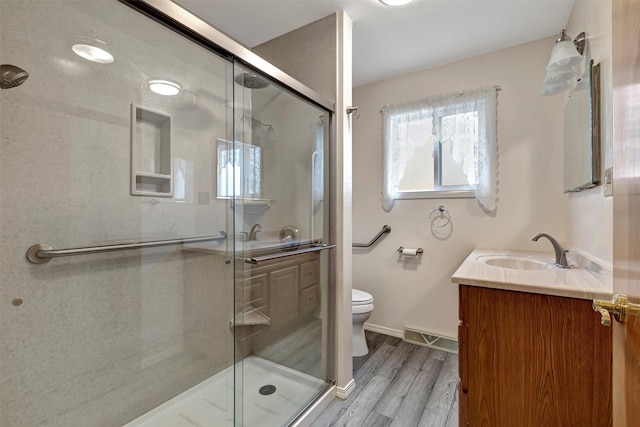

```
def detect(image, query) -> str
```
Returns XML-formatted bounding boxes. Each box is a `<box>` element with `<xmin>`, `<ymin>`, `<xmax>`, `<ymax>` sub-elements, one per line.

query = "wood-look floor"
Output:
<box><xmin>311</xmin><ymin>331</ymin><xmax>459</xmax><ymax>427</ymax></box>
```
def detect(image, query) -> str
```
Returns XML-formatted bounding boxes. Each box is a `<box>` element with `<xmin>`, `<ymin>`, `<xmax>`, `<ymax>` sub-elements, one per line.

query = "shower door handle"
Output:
<box><xmin>310</xmin><ymin>151</ymin><xmax>319</xmax><ymax>240</ymax></box>
<box><xmin>244</xmin><ymin>244</ymin><xmax>335</xmax><ymax>264</ymax></box>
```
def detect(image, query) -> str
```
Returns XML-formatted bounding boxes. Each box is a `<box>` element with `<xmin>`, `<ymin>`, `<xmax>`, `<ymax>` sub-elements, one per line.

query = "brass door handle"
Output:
<box><xmin>592</xmin><ymin>294</ymin><xmax>640</xmax><ymax>326</ymax></box>
<box><xmin>594</xmin><ymin>307</ymin><xmax>611</xmax><ymax>327</ymax></box>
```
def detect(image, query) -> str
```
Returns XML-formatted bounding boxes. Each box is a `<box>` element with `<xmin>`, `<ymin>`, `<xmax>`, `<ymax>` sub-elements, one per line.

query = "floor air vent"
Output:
<box><xmin>403</xmin><ymin>327</ymin><xmax>458</xmax><ymax>354</ymax></box>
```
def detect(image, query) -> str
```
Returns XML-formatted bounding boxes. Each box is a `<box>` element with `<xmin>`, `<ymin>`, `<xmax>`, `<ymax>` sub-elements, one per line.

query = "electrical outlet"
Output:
<box><xmin>603</xmin><ymin>167</ymin><xmax>613</xmax><ymax>197</ymax></box>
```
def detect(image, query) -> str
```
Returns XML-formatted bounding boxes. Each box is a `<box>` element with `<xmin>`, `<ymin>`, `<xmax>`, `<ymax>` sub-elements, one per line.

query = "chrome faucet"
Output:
<box><xmin>531</xmin><ymin>233</ymin><xmax>570</xmax><ymax>268</ymax></box>
<box><xmin>248</xmin><ymin>224</ymin><xmax>262</xmax><ymax>241</ymax></box>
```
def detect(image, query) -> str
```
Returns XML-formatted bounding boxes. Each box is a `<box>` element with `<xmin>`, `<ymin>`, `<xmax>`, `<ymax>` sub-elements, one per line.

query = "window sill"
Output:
<box><xmin>396</xmin><ymin>190</ymin><xmax>475</xmax><ymax>200</ymax></box>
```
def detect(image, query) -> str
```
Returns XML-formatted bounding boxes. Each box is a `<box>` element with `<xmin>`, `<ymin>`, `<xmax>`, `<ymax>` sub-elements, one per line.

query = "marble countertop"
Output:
<box><xmin>452</xmin><ymin>248</ymin><xmax>613</xmax><ymax>300</ymax></box>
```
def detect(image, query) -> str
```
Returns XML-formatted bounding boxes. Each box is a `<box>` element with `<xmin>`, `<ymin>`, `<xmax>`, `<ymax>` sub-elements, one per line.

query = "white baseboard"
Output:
<box><xmin>335</xmin><ymin>379</ymin><xmax>356</xmax><ymax>400</ymax></box>
<box><xmin>364</xmin><ymin>323</ymin><xmax>403</xmax><ymax>338</ymax></box>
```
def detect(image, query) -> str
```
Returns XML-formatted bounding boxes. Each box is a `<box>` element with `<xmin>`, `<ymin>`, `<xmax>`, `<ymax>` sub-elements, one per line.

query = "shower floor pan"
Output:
<box><xmin>125</xmin><ymin>356</ymin><xmax>327</xmax><ymax>427</ymax></box>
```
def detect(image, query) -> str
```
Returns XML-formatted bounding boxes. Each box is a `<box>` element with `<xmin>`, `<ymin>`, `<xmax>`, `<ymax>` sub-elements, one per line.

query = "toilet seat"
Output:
<box><xmin>352</xmin><ymin>303</ymin><xmax>374</xmax><ymax>314</ymax></box>
<box><xmin>352</xmin><ymin>289</ymin><xmax>373</xmax><ymax>305</ymax></box>
<box><xmin>352</xmin><ymin>289</ymin><xmax>374</xmax><ymax>314</ymax></box>
<box><xmin>351</xmin><ymin>289</ymin><xmax>374</xmax><ymax>357</ymax></box>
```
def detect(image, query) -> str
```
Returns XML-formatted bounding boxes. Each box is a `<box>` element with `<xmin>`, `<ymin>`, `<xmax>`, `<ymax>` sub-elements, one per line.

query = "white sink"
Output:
<box><xmin>476</xmin><ymin>255</ymin><xmax>554</xmax><ymax>271</ymax></box>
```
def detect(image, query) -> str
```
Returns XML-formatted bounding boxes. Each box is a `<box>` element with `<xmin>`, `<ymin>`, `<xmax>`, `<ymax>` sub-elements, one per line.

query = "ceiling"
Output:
<box><xmin>176</xmin><ymin>0</ymin><xmax>575</xmax><ymax>87</ymax></box>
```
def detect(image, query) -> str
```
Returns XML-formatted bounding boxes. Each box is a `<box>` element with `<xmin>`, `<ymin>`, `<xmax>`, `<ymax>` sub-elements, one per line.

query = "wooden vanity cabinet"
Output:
<box><xmin>458</xmin><ymin>285</ymin><xmax>612</xmax><ymax>427</ymax></box>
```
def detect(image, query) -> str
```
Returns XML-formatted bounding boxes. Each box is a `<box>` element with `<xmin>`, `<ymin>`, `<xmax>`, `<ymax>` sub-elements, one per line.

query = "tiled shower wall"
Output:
<box><xmin>1</xmin><ymin>1</ymin><xmax>236</xmax><ymax>425</ymax></box>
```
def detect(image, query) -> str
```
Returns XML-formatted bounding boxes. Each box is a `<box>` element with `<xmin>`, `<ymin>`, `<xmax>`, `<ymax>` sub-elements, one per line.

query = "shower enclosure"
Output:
<box><xmin>0</xmin><ymin>1</ymin><xmax>334</xmax><ymax>426</ymax></box>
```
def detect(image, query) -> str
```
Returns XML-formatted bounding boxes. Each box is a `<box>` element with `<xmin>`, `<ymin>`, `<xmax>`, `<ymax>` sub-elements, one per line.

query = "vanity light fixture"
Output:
<box><xmin>547</xmin><ymin>29</ymin><xmax>584</xmax><ymax>70</ymax></box>
<box><xmin>541</xmin><ymin>29</ymin><xmax>586</xmax><ymax>96</ymax></box>
<box><xmin>148</xmin><ymin>79</ymin><xmax>181</xmax><ymax>96</ymax></box>
<box><xmin>379</xmin><ymin>0</ymin><xmax>414</xmax><ymax>6</ymax></box>
<box><xmin>574</xmin><ymin>66</ymin><xmax>591</xmax><ymax>90</ymax></box>
<box><xmin>540</xmin><ymin>81</ymin><xmax>571</xmax><ymax>97</ymax></box>
<box><xmin>543</xmin><ymin>68</ymin><xmax>577</xmax><ymax>85</ymax></box>
<box><xmin>71</xmin><ymin>40</ymin><xmax>114</xmax><ymax>64</ymax></box>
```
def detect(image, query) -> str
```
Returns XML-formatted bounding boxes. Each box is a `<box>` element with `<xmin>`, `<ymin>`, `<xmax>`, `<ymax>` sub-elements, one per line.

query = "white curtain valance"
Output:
<box><xmin>381</xmin><ymin>86</ymin><xmax>499</xmax><ymax>213</ymax></box>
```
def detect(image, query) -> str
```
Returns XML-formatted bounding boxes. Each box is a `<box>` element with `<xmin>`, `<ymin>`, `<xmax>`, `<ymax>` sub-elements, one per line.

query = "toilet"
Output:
<box><xmin>352</xmin><ymin>289</ymin><xmax>374</xmax><ymax>357</ymax></box>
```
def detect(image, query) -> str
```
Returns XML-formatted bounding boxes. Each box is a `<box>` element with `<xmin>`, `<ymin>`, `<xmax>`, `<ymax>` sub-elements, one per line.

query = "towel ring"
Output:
<box><xmin>429</xmin><ymin>206</ymin><xmax>451</xmax><ymax>228</ymax></box>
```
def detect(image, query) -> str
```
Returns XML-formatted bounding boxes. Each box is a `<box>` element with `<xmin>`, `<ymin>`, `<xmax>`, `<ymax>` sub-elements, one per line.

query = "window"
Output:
<box><xmin>381</xmin><ymin>86</ymin><xmax>499</xmax><ymax>212</ymax></box>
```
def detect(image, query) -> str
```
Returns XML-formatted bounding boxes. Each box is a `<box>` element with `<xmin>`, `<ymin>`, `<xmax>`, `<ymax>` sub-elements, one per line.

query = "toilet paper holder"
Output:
<box><xmin>397</xmin><ymin>246</ymin><xmax>423</xmax><ymax>255</ymax></box>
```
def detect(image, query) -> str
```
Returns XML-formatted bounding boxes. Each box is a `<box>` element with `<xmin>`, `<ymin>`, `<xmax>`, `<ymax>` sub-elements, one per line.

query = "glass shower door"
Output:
<box><xmin>231</xmin><ymin>64</ymin><xmax>333</xmax><ymax>427</ymax></box>
<box><xmin>1</xmin><ymin>1</ymin><xmax>239</xmax><ymax>425</ymax></box>
<box><xmin>2</xmin><ymin>1</ymin><xmax>333</xmax><ymax>426</ymax></box>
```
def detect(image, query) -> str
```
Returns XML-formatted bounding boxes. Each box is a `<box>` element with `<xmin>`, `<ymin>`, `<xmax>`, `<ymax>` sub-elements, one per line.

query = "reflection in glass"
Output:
<box><xmin>233</xmin><ymin>64</ymin><xmax>332</xmax><ymax>425</ymax></box>
<box><xmin>217</xmin><ymin>139</ymin><xmax>262</xmax><ymax>199</ymax></box>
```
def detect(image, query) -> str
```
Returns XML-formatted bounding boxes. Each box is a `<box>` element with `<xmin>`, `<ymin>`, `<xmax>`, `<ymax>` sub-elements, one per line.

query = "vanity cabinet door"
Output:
<box><xmin>459</xmin><ymin>285</ymin><xmax>612</xmax><ymax>427</ymax></box>
<box><xmin>300</xmin><ymin>260</ymin><xmax>319</xmax><ymax>288</ymax></box>
<box><xmin>458</xmin><ymin>286</ymin><xmax>470</xmax><ymax>426</ymax></box>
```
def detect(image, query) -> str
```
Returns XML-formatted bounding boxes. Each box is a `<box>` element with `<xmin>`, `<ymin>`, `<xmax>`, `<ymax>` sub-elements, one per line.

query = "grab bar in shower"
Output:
<box><xmin>244</xmin><ymin>244</ymin><xmax>336</xmax><ymax>265</ymax></box>
<box><xmin>352</xmin><ymin>225</ymin><xmax>391</xmax><ymax>248</ymax></box>
<box><xmin>26</xmin><ymin>232</ymin><xmax>227</xmax><ymax>264</ymax></box>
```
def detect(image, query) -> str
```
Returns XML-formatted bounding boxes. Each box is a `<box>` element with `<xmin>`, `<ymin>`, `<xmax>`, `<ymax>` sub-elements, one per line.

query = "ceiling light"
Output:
<box><xmin>149</xmin><ymin>79</ymin><xmax>181</xmax><ymax>96</ymax></box>
<box><xmin>72</xmin><ymin>43</ymin><xmax>114</xmax><ymax>64</ymax></box>
<box><xmin>379</xmin><ymin>0</ymin><xmax>414</xmax><ymax>6</ymax></box>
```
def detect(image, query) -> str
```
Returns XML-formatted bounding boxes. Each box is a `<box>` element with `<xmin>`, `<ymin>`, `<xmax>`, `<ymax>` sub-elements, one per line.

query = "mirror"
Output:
<box><xmin>563</xmin><ymin>60</ymin><xmax>601</xmax><ymax>192</ymax></box>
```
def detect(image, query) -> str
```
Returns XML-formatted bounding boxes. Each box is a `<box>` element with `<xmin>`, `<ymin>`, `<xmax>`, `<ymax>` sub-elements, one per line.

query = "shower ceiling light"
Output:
<box><xmin>72</xmin><ymin>44</ymin><xmax>114</xmax><ymax>64</ymax></box>
<box><xmin>379</xmin><ymin>0</ymin><xmax>413</xmax><ymax>6</ymax></box>
<box><xmin>149</xmin><ymin>79</ymin><xmax>181</xmax><ymax>96</ymax></box>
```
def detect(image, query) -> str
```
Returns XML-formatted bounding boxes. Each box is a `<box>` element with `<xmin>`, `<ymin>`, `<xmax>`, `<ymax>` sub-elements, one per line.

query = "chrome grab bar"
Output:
<box><xmin>352</xmin><ymin>225</ymin><xmax>391</xmax><ymax>248</ymax></box>
<box><xmin>26</xmin><ymin>232</ymin><xmax>227</xmax><ymax>264</ymax></box>
<box><xmin>245</xmin><ymin>244</ymin><xmax>336</xmax><ymax>265</ymax></box>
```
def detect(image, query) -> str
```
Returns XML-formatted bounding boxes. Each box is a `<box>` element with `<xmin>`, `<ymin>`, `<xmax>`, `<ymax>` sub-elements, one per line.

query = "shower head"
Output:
<box><xmin>1</xmin><ymin>64</ymin><xmax>29</xmax><ymax>89</ymax></box>
<box><xmin>234</xmin><ymin>72</ymin><xmax>270</xmax><ymax>89</ymax></box>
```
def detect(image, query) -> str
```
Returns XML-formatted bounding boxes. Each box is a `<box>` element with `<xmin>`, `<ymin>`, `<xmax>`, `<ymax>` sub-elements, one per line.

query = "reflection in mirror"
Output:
<box><xmin>564</xmin><ymin>60</ymin><xmax>601</xmax><ymax>192</ymax></box>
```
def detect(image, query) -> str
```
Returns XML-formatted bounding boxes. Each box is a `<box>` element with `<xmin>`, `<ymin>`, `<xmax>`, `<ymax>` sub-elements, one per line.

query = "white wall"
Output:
<box><xmin>352</xmin><ymin>38</ymin><xmax>566</xmax><ymax>338</ymax></box>
<box><xmin>565</xmin><ymin>0</ymin><xmax>613</xmax><ymax>268</ymax></box>
<box><xmin>254</xmin><ymin>14</ymin><xmax>338</xmax><ymax>104</ymax></box>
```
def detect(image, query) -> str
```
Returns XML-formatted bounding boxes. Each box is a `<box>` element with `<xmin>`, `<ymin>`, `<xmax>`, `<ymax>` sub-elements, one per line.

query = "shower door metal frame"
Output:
<box><xmin>119</xmin><ymin>0</ymin><xmax>334</xmax><ymax>113</ymax></box>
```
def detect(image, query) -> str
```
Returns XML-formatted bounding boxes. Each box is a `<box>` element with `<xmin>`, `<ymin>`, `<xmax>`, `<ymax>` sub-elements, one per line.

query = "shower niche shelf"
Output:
<box><xmin>130</xmin><ymin>104</ymin><xmax>173</xmax><ymax>197</ymax></box>
<box><xmin>230</xmin><ymin>307</ymin><xmax>271</xmax><ymax>328</ymax></box>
